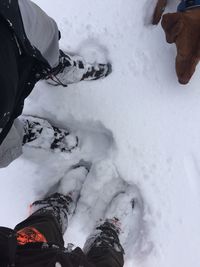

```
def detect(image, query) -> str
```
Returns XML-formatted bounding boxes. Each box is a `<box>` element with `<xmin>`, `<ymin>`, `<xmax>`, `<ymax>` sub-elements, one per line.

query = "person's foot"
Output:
<box><xmin>31</xmin><ymin>164</ymin><xmax>90</xmax><ymax>233</ymax></box>
<box><xmin>83</xmin><ymin>217</ymin><xmax>125</xmax><ymax>255</ymax></box>
<box><xmin>104</xmin><ymin>186</ymin><xmax>143</xmax><ymax>247</ymax></box>
<box><xmin>21</xmin><ymin>116</ymin><xmax>78</xmax><ymax>153</ymax></box>
<box><xmin>81</xmin><ymin>62</ymin><xmax>112</xmax><ymax>81</ymax></box>
<box><xmin>57</xmin><ymin>163</ymin><xmax>90</xmax><ymax>210</ymax></box>
<box><xmin>31</xmin><ymin>192</ymin><xmax>73</xmax><ymax>234</ymax></box>
<box><xmin>84</xmin><ymin>186</ymin><xmax>143</xmax><ymax>254</ymax></box>
<box><xmin>46</xmin><ymin>50</ymin><xmax>112</xmax><ymax>86</ymax></box>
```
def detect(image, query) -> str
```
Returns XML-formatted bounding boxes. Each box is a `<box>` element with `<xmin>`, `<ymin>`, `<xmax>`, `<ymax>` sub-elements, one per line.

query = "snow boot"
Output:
<box><xmin>84</xmin><ymin>218</ymin><xmax>124</xmax><ymax>256</ymax></box>
<box><xmin>30</xmin><ymin>165</ymin><xmax>90</xmax><ymax>234</ymax></box>
<box><xmin>31</xmin><ymin>193</ymin><xmax>72</xmax><ymax>234</ymax></box>
<box><xmin>84</xmin><ymin>186</ymin><xmax>143</xmax><ymax>254</ymax></box>
<box><xmin>46</xmin><ymin>50</ymin><xmax>112</xmax><ymax>86</ymax></box>
<box><xmin>57</xmin><ymin>164</ymin><xmax>90</xmax><ymax>210</ymax></box>
<box><xmin>103</xmin><ymin>186</ymin><xmax>143</xmax><ymax>249</ymax></box>
<box><xmin>81</xmin><ymin>62</ymin><xmax>112</xmax><ymax>81</ymax></box>
<box><xmin>21</xmin><ymin>116</ymin><xmax>78</xmax><ymax>153</ymax></box>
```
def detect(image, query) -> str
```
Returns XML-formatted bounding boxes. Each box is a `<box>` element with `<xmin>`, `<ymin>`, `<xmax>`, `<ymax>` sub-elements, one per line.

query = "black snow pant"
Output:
<box><xmin>14</xmin><ymin>194</ymin><xmax>124</xmax><ymax>267</ymax></box>
<box><xmin>0</xmin><ymin>17</ymin><xmax>46</xmax><ymax>168</ymax></box>
<box><xmin>0</xmin><ymin>17</ymin><xmax>37</xmax><ymax>143</ymax></box>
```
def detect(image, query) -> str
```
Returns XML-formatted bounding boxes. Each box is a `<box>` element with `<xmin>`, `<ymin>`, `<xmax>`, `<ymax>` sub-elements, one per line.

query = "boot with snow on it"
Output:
<box><xmin>84</xmin><ymin>186</ymin><xmax>143</xmax><ymax>256</ymax></box>
<box><xmin>83</xmin><ymin>218</ymin><xmax>124</xmax><ymax>267</ymax></box>
<box><xmin>57</xmin><ymin>164</ymin><xmax>90</xmax><ymax>208</ymax></box>
<box><xmin>21</xmin><ymin>116</ymin><xmax>78</xmax><ymax>153</ymax></box>
<box><xmin>30</xmin><ymin>165</ymin><xmax>90</xmax><ymax>234</ymax></box>
<box><xmin>46</xmin><ymin>50</ymin><xmax>112</xmax><ymax>87</ymax></box>
<box><xmin>104</xmin><ymin>186</ymin><xmax>143</xmax><ymax>250</ymax></box>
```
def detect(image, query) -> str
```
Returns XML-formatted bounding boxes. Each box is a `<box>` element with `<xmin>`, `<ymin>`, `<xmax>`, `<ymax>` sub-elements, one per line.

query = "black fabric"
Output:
<box><xmin>15</xmin><ymin>243</ymin><xmax>124</xmax><ymax>267</ymax></box>
<box><xmin>31</xmin><ymin>193</ymin><xmax>72</xmax><ymax>234</ymax></box>
<box><xmin>15</xmin><ymin>214</ymin><xmax>64</xmax><ymax>247</ymax></box>
<box><xmin>87</xmin><ymin>246</ymin><xmax>124</xmax><ymax>267</ymax></box>
<box><xmin>15</xmin><ymin>244</ymin><xmax>90</xmax><ymax>267</ymax></box>
<box><xmin>0</xmin><ymin>21</ymin><xmax>39</xmax><ymax>145</ymax></box>
<box><xmin>0</xmin><ymin>0</ymin><xmax>51</xmax><ymax>146</ymax></box>
<box><xmin>0</xmin><ymin>19</ymin><xmax>19</xmax><ymax>129</ymax></box>
<box><xmin>0</xmin><ymin>227</ymin><xmax>17</xmax><ymax>266</ymax></box>
<box><xmin>16</xmin><ymin>244</ymin><xmax>72</xmax><ymax>267</ymax></box>
<box><xmin>0</xmin><ymin>0</ymin><xmax>50</xmax><ymax>66</ymax></box>
<box><xmin>92</xmin><ymin>221</ymin><xmax>124</xmax><ymax>255</ymax></box>
<box><xmin>13</xmin><ymin>213</ymin><xmax>124</xmax><ymax>267</ymax></box>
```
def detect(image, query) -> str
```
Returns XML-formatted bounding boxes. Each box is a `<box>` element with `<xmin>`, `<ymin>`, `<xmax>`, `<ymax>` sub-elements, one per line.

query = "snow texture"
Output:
<box><xmin>0</xmin><ymin>0</ymin><xmax>200</xmax><ymax>267</ymax></box>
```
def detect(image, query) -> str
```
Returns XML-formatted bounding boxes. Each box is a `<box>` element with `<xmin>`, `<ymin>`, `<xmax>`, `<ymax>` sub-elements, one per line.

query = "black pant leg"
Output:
<box><xmin>14</xmin><ymin>213</ymin><xmax>64</xmax><ymax>247</ymax></box>
<box><xmin>87</xmin><ymin>247</ymin><xmax>124</xmax><ymax>267</ymax></box>
<box><xmin>0</xmin><ymin>19</ymin><xmax>19</xmax><ymax>140</ymax></box>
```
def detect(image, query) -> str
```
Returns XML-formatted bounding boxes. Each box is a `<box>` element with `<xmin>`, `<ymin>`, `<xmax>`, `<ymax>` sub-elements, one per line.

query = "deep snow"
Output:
<box><xmin>0</xmin><ymin>0</ymin><xmax>200</xmax><ymax>266</ymax></box>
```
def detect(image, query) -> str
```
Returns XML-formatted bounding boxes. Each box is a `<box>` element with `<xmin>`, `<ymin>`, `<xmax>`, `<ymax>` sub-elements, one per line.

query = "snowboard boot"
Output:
<box><xmin>30</xmin><ymin>165</ymin><xmax>90</xmax><ymax>234</ymax></box>
<box><xmin>84</xmin><ymin>186</ymin><xmax>143</xmax><ymax>255</ymax></box>
<box><xmin>21</xmin><ymin>116</ymin><xmax>78</xmax><ymax>153</ymax></box>
<box><xmin>46</xmin><ymin>50</ymin><xmax>112</xmax><ymax>86</ymax></box>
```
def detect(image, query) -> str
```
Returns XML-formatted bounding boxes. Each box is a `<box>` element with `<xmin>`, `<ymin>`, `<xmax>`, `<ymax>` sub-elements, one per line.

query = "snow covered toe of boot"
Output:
<box><xmin>46</xmin><ymin>51</ymin><xmax>87</xmax><ymax>86</ymax></box>
<box><xmin>57</xmin><ymin>164</ymin><xmax>90</xmax><ymax>208</ymax></box>
<box><xmin>104</xmin><ymin>185</ymin><xmax>144</xmax><ymax>250</ymax></box>
<box><xmin>81</xmin><ymin>62</ymin><xmax>112</xmax><ymax>81</ymax></box>
<box><xmin>21</xmin><ymin>116</ymin><xmax>78</xmax><ymax>153</ymax></box>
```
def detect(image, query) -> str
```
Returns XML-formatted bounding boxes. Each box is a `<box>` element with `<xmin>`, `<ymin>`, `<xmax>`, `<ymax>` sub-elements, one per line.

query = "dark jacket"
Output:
<box><xmin>0</xmin><ymin>0</ymin><xmax>51</xmax><ymax>145</ymax></box>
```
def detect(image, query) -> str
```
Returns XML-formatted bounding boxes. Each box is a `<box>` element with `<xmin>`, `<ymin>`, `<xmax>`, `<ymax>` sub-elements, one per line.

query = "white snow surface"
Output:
<box><xmin>0</xmin><ymin>0</ymin><xmax>200</xmax><ymax>266</ymax></box>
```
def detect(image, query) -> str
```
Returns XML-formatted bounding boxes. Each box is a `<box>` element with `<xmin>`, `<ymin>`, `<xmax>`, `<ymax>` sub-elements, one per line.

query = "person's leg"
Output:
<box><xmin>14</xmin><ymin>193</ymin><xmax>70</xmax><ymax>247</ymax></box>
<box><xmin>46</xmin><ymin>50</ymin><xmax>112</xmax><ymax>87</ymax></box>
<box><xmin>15</xmin><ymin>165</ymin><xmax>89</xmax><ymax>246</ymax></box>
<box><xmin>0</xmin><ymin>18</ymin><xmax>19</xmax><ymax>130</ymax></box>
<box><xmin>0</xmin><ymin>119</ymin><xmax>23</xmax><ymax>168</ymax></box>
<box><xmin>18</xmin><ymin>0</ymin><xmax>60</xmax><ymax>68</ymax></box>
<box><xmin>18</xmin><ymin>0</ymin><xmax>111</xmax><ymax>85</ymax></box>
<box><xmin>0</xmin><ymin>18</ymin><xmax>23</xmax><ymax>168</ymax></box>
<box><xmin>20</xmin><ymin>115</ymin><xmax>79</xmax><ymax>153</ymax></box>
<box><xmin>3</xmin><ymin>114</ymin><xmax>80</xmax><ymax>161</ymax></box>
<box><xmin>83</xmin><ymin>186</ymin><xmax>143</xmax><ymax>267</ymax></box>
<box><xmin>84</xmin><ymin>220</ymin><xmax>124</xmax><ymax>267</ymax></box>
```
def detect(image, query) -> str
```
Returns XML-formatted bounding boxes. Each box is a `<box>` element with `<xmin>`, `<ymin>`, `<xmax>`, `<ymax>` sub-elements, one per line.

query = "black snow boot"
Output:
<box><xmin>31</xmin><ymin>193</ymin><xmax>72</xmax><ymax>234</ymax></box>
<box><xmin>84</xmin><ymin>186</ymin><xmax>143</xmax><ymax>255</ymax></box>
<box><xmin>45</xmin><ymin>50</ymin><xmax>112</xmax><ymax>86</ymax></box>
<box><xmin>21</xmin><ymin>116</ymin><xmax>78</xmax><ymax>153</ymax></box>
<box><xmin>84</xmin><ymin>219</ymin><xmax>124</xmax><ymax>255</ymax></box>
<box><xmin>30</xmin><ymin>165</ymin><xmax>90</xmax><ymax>234</ymax></box>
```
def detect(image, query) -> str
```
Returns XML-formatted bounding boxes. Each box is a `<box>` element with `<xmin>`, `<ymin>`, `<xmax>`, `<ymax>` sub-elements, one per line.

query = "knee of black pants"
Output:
<box><xmin>87</xmin><ymin>247</ymin><xmax>124</xmax><ymax>267</ymax></box>
<box><xmin>14</xmin><ymin>213</ymin><xmax>64</xmax><ymax>247</ymax></box>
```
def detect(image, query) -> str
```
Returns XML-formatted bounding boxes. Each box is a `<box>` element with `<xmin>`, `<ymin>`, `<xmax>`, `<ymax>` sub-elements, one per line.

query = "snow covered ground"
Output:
<box><xmin>0</xmin><ymin>0</ymin><xmax>200</xmax><ymax>266</ymax></box>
